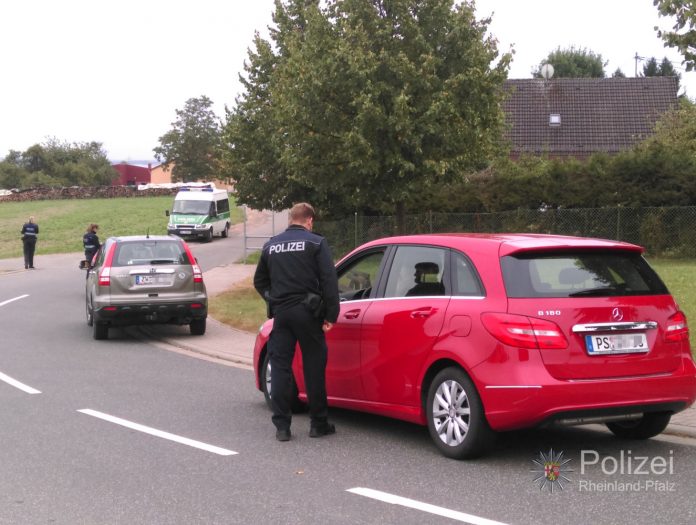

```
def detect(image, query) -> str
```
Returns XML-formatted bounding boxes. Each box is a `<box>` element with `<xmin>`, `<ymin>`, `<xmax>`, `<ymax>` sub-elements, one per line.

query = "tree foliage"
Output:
<box><xmin>654</xmin><ymin>0</ymin><xmax>696</xmax><ymax>71</ymax></box>
<box><xmin>154</xmin><ymin>96</ymin><xmax>223</xmax><ymax>183</ymax></box>
<box><xmin>533</xmin><ymin>46</ymin><xmax>606</xmax><ymax>78</ymax></box>
<box><xmin>0</xmin><ymin>140</ymin><xmax>117</xmax><ymax>189</ymax></box>
<box><xmin>224</xmin><ymin>0</ymin><xmax>511</xmax><ymax>220</ymax></box>
<box><xmin>642</xmin><ymin>56</ymin><xmax>681</xmax><ymax>91</ymax></box>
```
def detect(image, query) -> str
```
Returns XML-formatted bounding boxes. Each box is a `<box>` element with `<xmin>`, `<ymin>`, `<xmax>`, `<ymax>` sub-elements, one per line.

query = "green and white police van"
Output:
<box><xmin>166</xmin><ymin>185</ymin><xmax>231</xmax><ymax>242</ymax></box>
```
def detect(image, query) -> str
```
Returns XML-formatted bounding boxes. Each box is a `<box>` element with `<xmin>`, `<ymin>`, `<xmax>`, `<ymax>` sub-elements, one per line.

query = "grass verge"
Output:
<box><xmin>0</xmin><ymin>196</ymin><xmax>243</xmax><ymax>259</ymax></box>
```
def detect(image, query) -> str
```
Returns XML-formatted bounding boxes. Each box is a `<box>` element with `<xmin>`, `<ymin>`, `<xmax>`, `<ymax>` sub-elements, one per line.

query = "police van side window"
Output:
<box><xmin>337</xmin><ymin>250</ymin><xmax>385</xmax><ymax>301</ymax></box>
<box><xmin>217</xmin><ymin>198</ymin><xmax>230</xmax><ymax>214</ymax></box>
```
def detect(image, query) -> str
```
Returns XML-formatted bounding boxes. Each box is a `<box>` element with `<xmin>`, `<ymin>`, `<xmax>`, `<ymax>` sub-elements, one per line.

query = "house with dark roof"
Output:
<box><xmin>502</xmin><ymin>76</ymin><xmax>679</xmax><ymax>159</ymax></box>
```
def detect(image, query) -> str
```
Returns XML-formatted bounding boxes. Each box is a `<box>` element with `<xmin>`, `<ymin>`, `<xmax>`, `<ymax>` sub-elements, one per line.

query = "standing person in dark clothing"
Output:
<box><xmin>83</xmin><ymin>223</ymin><xmax>101</xmax><ymax>270</ymax></box>
<box><xmin>20</xmin><ymin>216</ymin><xmax>39</xmax><ymax>269</ymax></box>
<box><xmin>253</xmin><ymin>203</ymin><xmax>340</xmax><ymax>442</ymax></box>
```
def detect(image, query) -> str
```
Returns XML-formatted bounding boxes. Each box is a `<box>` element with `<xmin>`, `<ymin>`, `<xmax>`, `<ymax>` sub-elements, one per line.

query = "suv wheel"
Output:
<box><xmin>93</xmin><ymin>322</ymin><xmax>108</xmax><ymax>340</ymax></box>
<box><xmin>606</xmin><ymin>412</ymin><xmax>671</xmax><ymax>439</ymax></box>
<box><xmin>86</xmin><ymin>297</ymin><xmax>94</xmax><ymax>327</ymax></box>
<box><xmin>190</xmin><ymin>318</ymin><xmax>206</xmax><ymax>335</ymax></box>
<box><xmin>426</xmin><ymin>367</ymin><xmax>493</xmax><ymax>459</ymax></box>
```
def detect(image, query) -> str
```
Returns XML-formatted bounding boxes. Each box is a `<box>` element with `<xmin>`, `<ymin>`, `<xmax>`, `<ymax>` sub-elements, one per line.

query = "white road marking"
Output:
<box><xmin>77</xmin><ymin>409</ymin><xmax>238</xmax><ymax>456</ymax></box>
<box><xmin>0</xmin><ymin>371</ymin><xmax>41</xmax><ymax>394</ymax></box>
<box><xmin>347</xmin><ymin>488</ymin><xmax>509</xmax><ymax>525</ymax></box>
<box><xmin>0</xmin><ymin>294</ymin><xmax>29</xmax><ymax>307</ymax></box>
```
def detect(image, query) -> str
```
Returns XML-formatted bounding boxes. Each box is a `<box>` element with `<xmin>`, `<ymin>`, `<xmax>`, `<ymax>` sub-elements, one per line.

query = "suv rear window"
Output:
<box><xmin>501</xmin><ymin>250</ymin><xmax>669</xmax><ymax>298</ymax></box>
<box><xmin>112</xmin><ymin>241</ymin><xmax>189</xmax><ymax>267</ymax></box>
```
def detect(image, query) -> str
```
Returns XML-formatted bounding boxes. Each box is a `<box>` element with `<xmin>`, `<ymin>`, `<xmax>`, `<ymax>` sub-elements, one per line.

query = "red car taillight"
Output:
<box><xmin>181</xmin><ymin>241</ymin><xmax>204</xmax><ymax>283</ymax></box>
<box><xmin>481</xmin><ymin>312</ymin><xmax>568</xmax><ymax>350</ymax></box>
<box><xmin>98</xmin><ymin>244</ymin><xmax>116</xmax><ymax>287</ymax></box>
<box><xmin>664</xmin><ymin>311</ymin><xmax>689</xmax><ymax>342</ymax></box>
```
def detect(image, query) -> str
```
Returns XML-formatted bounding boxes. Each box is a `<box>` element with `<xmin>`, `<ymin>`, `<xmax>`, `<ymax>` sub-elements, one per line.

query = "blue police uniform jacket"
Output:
<box><xmin>21</xmin><ymin>223</ymin><xmax>39</xmax><ymax>242</ymax></box>
<box><xmin>253</xmin><ymin>225</ymin><xmax>340</xmax><ymax>323</ymax></box>
<box><xmin>83</xmin><ymin>231</ymin><xmax>101</xmax><ymax>254</ymax></box>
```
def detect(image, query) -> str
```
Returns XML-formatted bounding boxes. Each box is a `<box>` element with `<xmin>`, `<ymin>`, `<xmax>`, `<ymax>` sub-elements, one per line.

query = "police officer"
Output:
<box><xmin>20</xmin><ymin>216</ymin><xmax>39</xmax><ymax>269</ymax></box>
<box><xmin>254</xmin><ymin>203</ymin><xmax>340</xmax><ymax>442</ymax></box>
<box><xmin>83</xmin><ymin>223</ymin><xmax>101</xmax><ymax>270</ymax></box>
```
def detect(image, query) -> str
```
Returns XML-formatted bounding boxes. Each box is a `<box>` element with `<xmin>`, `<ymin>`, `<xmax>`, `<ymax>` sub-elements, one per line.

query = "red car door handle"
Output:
<box><xmin>410</xmin><ymin>308</ymin><xmax>434</xmax><ymax>319</ymax></box>
<box><xmin>343</xmin><ymin>309</ymin><xmax>361</xmax><ymax>320</ymax></box>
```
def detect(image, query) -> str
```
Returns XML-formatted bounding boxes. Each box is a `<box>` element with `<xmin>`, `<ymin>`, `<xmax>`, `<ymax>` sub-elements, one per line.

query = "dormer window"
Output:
<box><xmin>549</xmin><ymin>114</ymin><xmax>561</xmax><ymax>127</ymax></box>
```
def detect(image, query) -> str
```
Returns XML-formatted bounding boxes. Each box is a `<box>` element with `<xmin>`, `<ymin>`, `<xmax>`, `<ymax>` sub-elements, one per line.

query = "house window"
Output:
<box><xmin>549</xmin><ymin>114</ymin><xmax>561</xmax><ymax>127</ymax></box>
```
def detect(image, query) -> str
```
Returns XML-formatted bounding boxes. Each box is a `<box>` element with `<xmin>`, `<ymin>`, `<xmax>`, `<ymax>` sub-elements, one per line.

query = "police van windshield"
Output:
<box><xmin>172</xmin><ymin>201</ymin><xmax>211</xmax><ymax>215</ymax></box>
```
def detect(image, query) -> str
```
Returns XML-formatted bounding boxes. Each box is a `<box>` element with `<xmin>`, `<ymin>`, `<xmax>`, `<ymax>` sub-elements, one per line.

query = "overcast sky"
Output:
<box><xmin>0</xmin><ymin>0</ymin><xmax>692</xmax><ymax>162</ymax></box>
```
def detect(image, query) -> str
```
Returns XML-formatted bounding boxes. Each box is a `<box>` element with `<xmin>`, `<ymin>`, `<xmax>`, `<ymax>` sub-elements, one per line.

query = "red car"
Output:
<box><xmin>253</xmin><ymin>234</ymin><xmax>696</xmax><ymax>458</ymax></box>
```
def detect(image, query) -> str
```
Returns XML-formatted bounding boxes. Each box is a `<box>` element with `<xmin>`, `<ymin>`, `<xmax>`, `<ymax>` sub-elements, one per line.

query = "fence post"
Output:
<box><xmin>243</xmin><ymin>205</ymin><xmax>248</xmax><ymax>257</ymax></box>
<box><xmin>354</xmin><ymin>212</ymin><xmax>358</xmax><ymax>248</ymax></box>
<box><xmin>616</xmin><ymin>207</ymin><xmax>621</xmax><ymax>240</ymax></box>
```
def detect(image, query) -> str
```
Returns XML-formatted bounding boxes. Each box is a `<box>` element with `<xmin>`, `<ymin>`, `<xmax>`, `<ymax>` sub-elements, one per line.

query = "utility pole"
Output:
<box><xmin>634</xmin><ymin>52</ymin><xmax>640</xmax><ymax>77</ymax></box>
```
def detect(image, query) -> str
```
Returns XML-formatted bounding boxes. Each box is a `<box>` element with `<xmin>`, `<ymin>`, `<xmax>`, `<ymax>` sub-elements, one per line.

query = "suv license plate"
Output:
<box><xmin>585</xmin><ymin>333</ymin><xmax>649</xmax><ymax>355</ymax></box>
<box><xmin>135</xmin><ymin>275</ymin><xmax>172</xmax><ymax>285</ymax></box>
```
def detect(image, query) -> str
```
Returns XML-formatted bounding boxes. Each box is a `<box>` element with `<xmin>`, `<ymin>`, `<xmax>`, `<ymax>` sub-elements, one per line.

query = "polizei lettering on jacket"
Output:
<box><xmin>268</xmin><ymin>241</ymin><xmax>306</xmax><ymax>254</ymax></box>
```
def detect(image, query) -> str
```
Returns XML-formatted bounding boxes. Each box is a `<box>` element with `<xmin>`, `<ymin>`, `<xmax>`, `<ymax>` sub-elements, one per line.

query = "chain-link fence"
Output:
<box><xmin>317</xmin><ymin>207</ymin><xmax>696</xmax><ymax>259</ymax></box>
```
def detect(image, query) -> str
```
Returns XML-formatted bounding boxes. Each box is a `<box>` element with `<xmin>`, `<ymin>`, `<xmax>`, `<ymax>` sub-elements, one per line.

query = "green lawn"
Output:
<box><xmin>0</xmin><ymin>196</ymin><xmax>243</xmax><ymax>259</ymax></box>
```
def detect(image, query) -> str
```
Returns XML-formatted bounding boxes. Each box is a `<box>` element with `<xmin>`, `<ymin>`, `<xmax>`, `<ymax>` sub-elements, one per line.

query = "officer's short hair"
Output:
<box><xmin>290</xmin><ymin>202</ymin><xmax>316</xmax><ymax>222</ymax></box>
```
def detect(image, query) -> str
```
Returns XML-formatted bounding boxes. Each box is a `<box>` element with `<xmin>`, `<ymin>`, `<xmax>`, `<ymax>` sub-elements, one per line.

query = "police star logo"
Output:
<box><xmin>531</xmin><ymin>448</ymin><xmax>573</xmax><ymax>492</ymax></box>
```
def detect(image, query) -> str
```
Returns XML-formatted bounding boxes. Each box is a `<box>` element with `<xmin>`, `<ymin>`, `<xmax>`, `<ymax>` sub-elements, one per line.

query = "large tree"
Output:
<box><xmin>154</xmin><ymin>96</ymin><xmax>223</xmax><ymax>183</ymax></box>
<box><xmin>532</xmin><ymin>46</ymin><xmax>606</xmax><ymax>78</ymax></box>
<box><xmin>224</xmin><ymin>0</ymin><xmax>511</xmax><ymax>223</ymax></box>
<box><xmin>654</xmin><ymin>0</ymin><xmax>696</xmax><ymax>71</ymax></box>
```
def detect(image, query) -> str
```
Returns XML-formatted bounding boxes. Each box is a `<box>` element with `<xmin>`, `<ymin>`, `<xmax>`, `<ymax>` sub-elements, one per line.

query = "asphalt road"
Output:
<box><xmin>1</xmin><ymin>231</ymin><xmax>696</xmax><ymax>524</ymax></box>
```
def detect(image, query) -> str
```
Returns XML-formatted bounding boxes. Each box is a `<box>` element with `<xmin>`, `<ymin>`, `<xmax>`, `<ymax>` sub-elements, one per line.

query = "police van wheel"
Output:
<box><xmin>221</xmin><ymin>223</ymin><xmax>229</xmax><ymax>238</ymax></box>
<box><xmin>261</xmin><ymin>350</ymin><xmax>305</xmax><ymax>412</ymax></box>
<box><xmin>204</xmin><ymin>229</ymin><xmax>213</xmax><ymax>243</ymax></box>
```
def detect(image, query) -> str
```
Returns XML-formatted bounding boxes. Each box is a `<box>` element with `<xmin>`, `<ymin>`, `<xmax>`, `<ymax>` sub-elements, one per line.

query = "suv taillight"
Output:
<box><xmin>665</xmin><ymin>311</ymin><xmax>689</xmax><ymax>342</ymax></box>
<box><xmin>98</xmin><ymin>244</ymin><xmax>116</xmax><ymax>287</ymax></box>
<box><xmin>181</xmin><ymin>241</ymin><xmax>204</xmax><ymax>283</ymax></box>
<box><xmin>481</xmin><ymin>312</ymin><xmax>568</xmax><ymax>350</ymax></box>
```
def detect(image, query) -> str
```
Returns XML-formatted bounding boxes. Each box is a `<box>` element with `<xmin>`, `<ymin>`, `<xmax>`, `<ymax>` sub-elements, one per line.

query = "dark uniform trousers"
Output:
<box><xmin>23</xmin><ymin>239</ymin><xmax>36</xmax><ymax>268</ymax></box>
<box><xmin>269</xmin><ymin>303</ymin><xmax>329</xmax><ymax>431</ymax></box>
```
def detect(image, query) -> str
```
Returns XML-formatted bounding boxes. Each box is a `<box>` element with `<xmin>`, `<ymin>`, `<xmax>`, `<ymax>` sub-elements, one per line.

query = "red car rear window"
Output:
<box><xmin>501</xmin><ymin>250</ymin><xmax>669</xmax><ymax>298</ymax></box>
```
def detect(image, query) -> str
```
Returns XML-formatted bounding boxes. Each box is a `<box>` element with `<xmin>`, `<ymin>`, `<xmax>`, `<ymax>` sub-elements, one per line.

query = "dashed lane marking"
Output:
<box><xmin>0</xmin><ymin>371</ymin><xmax>41</xmax><ymax>394</ymax></box>
<box><xmin>77</xmin><ymin>409</ymin><xmax>238</xmax><ymax>456</ymax></box>
<box><xmin>0</xmin><ymin>294</ymin><xmax>29</xmax><ymax>307</ymax></box>
<box><xmin>347</xmin><ymin>487</ymin><xmax>509</xmax><ymax>525</ymax></box>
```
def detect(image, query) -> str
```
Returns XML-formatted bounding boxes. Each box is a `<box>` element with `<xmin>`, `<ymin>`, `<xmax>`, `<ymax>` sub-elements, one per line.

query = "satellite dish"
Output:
<box><xmin>540</xmin><ymin>63</ymin><xmax>554</xmax><ymax>80</ymax></box>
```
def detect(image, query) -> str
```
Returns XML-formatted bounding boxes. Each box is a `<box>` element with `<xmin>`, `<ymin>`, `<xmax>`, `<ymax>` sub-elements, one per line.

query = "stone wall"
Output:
<box><xmin>0</xmin><ymin>185</ymin><xmax>178</xmax><ymax>202</ymax></box>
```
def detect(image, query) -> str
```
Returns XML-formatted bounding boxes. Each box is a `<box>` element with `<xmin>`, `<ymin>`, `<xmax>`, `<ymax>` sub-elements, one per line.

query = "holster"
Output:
<box><xmin>302</xmin><ymin>292</ymin><xmax>326</xmax><ymax>319</ymax></box>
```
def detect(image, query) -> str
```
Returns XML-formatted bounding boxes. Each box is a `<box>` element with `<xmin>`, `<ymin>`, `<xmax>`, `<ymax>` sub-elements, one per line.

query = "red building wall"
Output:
<box><xmin>111</xmin><ymin>163</ymin><xmax>151</xmax><ymax>186</ymax></box>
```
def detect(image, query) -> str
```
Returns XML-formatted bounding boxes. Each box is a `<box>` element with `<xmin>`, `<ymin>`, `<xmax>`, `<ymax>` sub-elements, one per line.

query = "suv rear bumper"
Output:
<box><xmin>94</xmin><ymin>302</ymin><xmax>207</xmax><ymax>326</ymax></box>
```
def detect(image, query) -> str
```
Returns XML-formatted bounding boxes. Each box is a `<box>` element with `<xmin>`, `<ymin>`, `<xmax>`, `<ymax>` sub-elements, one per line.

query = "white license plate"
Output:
<box><xmin>135</xmin><ymin>275</ymin><xmax>172</xmax><ymax>285</ymax></box>
<box><xmin>585</xmin><ymin>333</ymin><xmax>649</xmax><ymax>355</ymax></box>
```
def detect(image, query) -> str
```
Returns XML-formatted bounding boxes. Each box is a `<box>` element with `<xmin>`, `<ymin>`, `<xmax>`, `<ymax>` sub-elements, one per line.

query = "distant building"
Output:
<box><xmin>112</xmin><ymin>162</ymin><xmax>151</xmax><ymax>186</ymax></box>
<box><xmin>150</xmin><ymin>162</ymin><xmax>174</xmax><ymax>184</ymax></box>
<box><xmin>503</xmin><ymin>76</ymin><xmax>679</xmax><ymax>159</ymax></box>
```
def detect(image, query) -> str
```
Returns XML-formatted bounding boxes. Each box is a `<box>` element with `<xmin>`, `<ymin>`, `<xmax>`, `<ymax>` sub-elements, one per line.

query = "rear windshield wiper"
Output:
<box><xmin>568</xmin><ymin>285</ymin><xmax>628</xmax><ymax>297</ymax></box>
